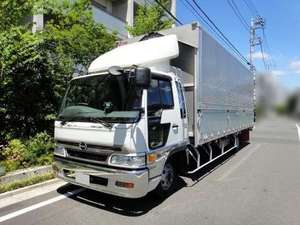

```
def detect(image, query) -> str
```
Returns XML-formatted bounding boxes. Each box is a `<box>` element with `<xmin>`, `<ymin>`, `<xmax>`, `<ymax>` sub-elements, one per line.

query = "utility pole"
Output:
<box><xmin>250</xmin><ymin>16</ymin><xmax>265</xmax><ymax>72</ymax></box>
<box><xmin>250</xmin><ymin>16</ymin><xmax>265</xmax><ymax>122</ymax></box>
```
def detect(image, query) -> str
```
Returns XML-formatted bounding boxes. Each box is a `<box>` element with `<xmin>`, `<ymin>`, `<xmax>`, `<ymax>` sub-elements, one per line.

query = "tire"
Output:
<box><xmin>154</xmin><ymin>161</ymin><xmax>177</xmax><ymax>198</ymax></box>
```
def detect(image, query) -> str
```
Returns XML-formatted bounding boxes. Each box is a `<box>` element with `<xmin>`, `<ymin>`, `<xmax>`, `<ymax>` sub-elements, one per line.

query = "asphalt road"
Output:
<box><xmin>1</xmin><ymin>115</ymin><xmax>300</xmax><ymax>225</ymax></box>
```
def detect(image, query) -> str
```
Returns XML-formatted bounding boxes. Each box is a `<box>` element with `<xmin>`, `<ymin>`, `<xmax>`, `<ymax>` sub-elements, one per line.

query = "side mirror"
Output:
<box><xmin>134</xmin><ymin>67</ymin><xmax>151</xmax><ymax>89</ymax></box>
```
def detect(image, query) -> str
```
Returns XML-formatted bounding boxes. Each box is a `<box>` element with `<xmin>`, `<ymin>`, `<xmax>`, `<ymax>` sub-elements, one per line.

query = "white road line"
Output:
<box><xmin>0</xmin><ymin>188</ymin><xmax>84</xmax><ymax>223</ymax></box>
<box><xmin>218</xmin><ymin>144</ymin><xmax>262</xmax><ymax>181</ymax></box>
<box><xmin>296</xmin><ymin>124</ymin><xmax>300</xmax><ymax>142</ymax></box>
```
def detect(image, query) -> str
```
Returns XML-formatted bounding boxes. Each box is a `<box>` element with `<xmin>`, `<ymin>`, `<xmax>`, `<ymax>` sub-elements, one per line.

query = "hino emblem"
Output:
<box><xmin>79</xmin><ymin>142</ymin><xmax>87</xmax><ymax>151</ymax></box>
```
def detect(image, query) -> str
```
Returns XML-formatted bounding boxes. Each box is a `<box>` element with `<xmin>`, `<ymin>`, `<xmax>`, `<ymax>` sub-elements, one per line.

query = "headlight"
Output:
<box><xmin>54</xmin><ymin>145</ymin><xmax>66</xmax><ymax>157</ymax></box>
<box><xmin>110</xmin><ymin>154</ymin><xmax>146</xmax><ymax>168</ymax></box>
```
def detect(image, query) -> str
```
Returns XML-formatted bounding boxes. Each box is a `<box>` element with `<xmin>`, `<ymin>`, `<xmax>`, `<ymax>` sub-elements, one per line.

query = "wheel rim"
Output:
<box><xmin>160</xmin><ymin>163</ymin><xmax>174</xmax><ymax>191</ymax></box>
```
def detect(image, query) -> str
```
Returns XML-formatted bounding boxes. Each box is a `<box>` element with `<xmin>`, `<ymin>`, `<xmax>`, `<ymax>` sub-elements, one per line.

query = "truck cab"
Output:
<box><xmin>53</xmin><ymin>35</ymin><xmax>189</xmax><ymax>198</ymax></box>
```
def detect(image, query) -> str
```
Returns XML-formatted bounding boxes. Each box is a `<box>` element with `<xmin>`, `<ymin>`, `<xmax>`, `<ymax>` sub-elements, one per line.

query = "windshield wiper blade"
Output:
<box><xmin>59</xmin><ymin>116</ymin><xmax>82</xmax><ymax>125</ymax></box>
<box><xmin>88</xmin><ymin>117</ymin><xmax>113</xmax><ymax>128</ymax></box>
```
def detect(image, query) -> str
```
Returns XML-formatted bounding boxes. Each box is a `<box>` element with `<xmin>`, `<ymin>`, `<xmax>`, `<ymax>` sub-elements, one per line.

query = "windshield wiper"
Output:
<box><xmin>88</xmin><ymin>117</ymin><xmax>113</xmax><ymax>128</ymax></box>
<box><xmin>58</xmin><ymin>116</ymin><xmax>82</xmax><ymax>125</ymax></box>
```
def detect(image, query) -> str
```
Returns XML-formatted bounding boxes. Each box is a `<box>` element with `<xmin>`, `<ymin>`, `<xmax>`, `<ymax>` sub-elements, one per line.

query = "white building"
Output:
<box><xmin>32</xmin><ymin>0</ymin><xmax>176</xmax><ymax>38</ymax></box>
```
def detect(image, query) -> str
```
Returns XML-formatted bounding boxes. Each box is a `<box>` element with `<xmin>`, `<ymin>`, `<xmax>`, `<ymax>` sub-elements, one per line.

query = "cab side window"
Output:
<box><xmin>147</xmin><ymin>77</ymin><xmax>173</xmax><ymax>149</ymax></box>
<box><xmin>147</xmin><ymin>78</ymin><xmax>173</xmax><ymax>116</ymax></box>
<box><xmin>176</xmin><ymin>81</ymin><xmax>187</xmax><ymax>118</ymax></box>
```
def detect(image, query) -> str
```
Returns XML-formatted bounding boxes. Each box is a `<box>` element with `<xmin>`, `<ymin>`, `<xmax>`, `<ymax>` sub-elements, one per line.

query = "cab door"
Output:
<box><xmin>147</xmin><ymin>76</ymin><xmax>184</xmax><ymax>150</ymax></box>
<box><xmin>175</xmin><ymin>80</ymin><xmax>188</xmax><ymax>142</ymax></box>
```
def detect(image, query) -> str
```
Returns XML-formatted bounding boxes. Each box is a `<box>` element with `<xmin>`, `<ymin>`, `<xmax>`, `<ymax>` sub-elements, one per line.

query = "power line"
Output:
<box><xmin>242</xmin><ymin>0</ymin><xmax>259</xmax><ymax>16</ymax></box>
<box><xmin>179</xmin><ymin>0</ymin><xmax>213</xmax><ymax>31</ymax></box>
<box><xmin>180</xmin><ymin>0</ymin><xmax>250</xmax><ymax>64</ymax></box>
<box><xmin>248</xmin><ymin>0</ymin><xmax>260</xmax><ymax>15</ymax></box>
<box><xmin>180</xmin><ymin>0</ymin><xmax>228</xmax><ymax>43</ymax></box>
<box><xmin>190</xmin><ymin>0</ymin><xmax>250</xmax><ymax>65</ymax></box>
<box><xmin>245</xmin><ymin>0</ymin><xmax>275</xmax><ymax>70</ymax></box>
<box><xmin>226</xmin><ymin>0</ymin><xmax>250</xmax><ymax>32</ymax></box>
<box><xmin>262</xmin><ymin>28</ymin><xmax>276</xmax><ymax>69</ymax></box>
<box><xmin>153</xmin><ymin>0</ymin><xmax>183</xmax><ymax>25</ymax></box>
<box><xmin>156</xmin><ymin>0</ymin><xmax>252</xmax><ymax>67</ymax></box>
<box><xmin>259</xmin><ymin>42</ymin><xmax>269</xmax><ymax>71</ymax></box>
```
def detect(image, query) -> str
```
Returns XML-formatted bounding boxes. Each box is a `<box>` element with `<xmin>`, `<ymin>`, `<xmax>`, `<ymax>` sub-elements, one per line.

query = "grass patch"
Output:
<box><xmin>0</xmin><ymin>172</ymin><xmax>55</xmax><ymax>194</ymax></box>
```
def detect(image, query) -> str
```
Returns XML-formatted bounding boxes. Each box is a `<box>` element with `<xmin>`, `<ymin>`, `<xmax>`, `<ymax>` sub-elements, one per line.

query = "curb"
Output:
<box><xmin>0</xmin><ymin>178</ymin><xmax>61</xmax><ymax>200</ymax></box>
<box><xmin>0</xmin><ymin>165</ymin><xmax>53</xmax><ymax>185</ymax></box>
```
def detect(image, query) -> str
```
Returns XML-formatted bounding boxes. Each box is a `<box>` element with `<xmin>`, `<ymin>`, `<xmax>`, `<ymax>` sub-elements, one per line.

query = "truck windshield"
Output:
<box><xmin>58</xmin><ymin>73</ymin><xmax>143</xmax><ymax>124</ymax></box>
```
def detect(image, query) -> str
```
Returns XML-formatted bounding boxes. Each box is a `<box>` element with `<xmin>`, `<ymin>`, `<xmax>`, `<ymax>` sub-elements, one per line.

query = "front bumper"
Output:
<box><xmin>53</xmin><ymin>157</ymin><xmax>160</xmax><ymax>198</ymax></box>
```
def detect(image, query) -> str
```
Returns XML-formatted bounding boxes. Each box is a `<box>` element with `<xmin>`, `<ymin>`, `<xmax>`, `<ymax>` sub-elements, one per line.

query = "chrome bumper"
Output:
<box><xmin>53</xmin><ymin>158</ymin><xmax>160</xmax><ymax>198</ymax></box>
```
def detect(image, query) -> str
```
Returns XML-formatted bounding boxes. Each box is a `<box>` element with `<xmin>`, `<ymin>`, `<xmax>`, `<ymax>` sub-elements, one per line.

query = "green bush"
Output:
<box><xmin>1</xmin><ymin>160</ymin><xmax>20</xmax><ymax>172</ymax></box>
<box><xmin>36</xmin><ymin>153</ymin><xmax>54</xmax><ymax>166</ymax></box>
<box><xmin>1</xmin><ymin>139</ymin><xmax>27</xmax><ymax>171</ymax></box>
<box><xmin>26</xmin><ymin>132</ymin><xmax>54</xmax><ymax>162</ymax></box>
<box><xmin>2</xmin><ymin>139</ymin><xmax>26</xmax><ymax>161</ymax></box>
<box><xmin>275</xmin><ymin>104</ymin><xmax>287</xmax><ymax>115</ymax></box>
<box><xmin>1</xmin><ymin>132</ymin><xmax>54</xmax><ymax>172</ymax></box>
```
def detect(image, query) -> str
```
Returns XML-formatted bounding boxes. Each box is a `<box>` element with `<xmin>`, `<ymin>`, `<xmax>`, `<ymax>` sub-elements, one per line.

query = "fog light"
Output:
<box><xmin>115</xmin><ymin>181</ymin><xmax>134</xmax><ymax>189</ymax></box>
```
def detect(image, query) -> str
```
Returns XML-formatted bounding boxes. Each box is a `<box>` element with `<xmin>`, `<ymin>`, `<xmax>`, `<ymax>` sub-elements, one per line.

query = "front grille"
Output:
<box><xmin>57</xmin><ymin>140</ymin><xmax>121</xmax><ymax>152</ymax></box>
<box><xmin>66</xmin><ymin>149</ymin><xmax>108</xmax><ymax>162</ymax></box>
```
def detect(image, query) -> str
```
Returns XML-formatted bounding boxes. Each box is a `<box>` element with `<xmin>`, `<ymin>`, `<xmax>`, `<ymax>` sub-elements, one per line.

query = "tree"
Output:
<box><xmin>126</xmin><ymin>0</ymin><xmax>173</xmax><ymax>37</ymax></box>
<box><xmin>0</xmin><ymin>0</ymin><xmax>33</xmax><ymax>30</ymax></box>
<box><xmin>0</xmin><ymin>0</ymin><xmax>117</xmax><ymax>141</ymax></box>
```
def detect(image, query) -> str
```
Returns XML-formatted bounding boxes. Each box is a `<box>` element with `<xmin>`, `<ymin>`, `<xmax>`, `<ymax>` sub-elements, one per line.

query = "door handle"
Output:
<box><xmin>172</xmin><ymin>124</ymin><xmax>179</xmax><ymax>128</ymax></box>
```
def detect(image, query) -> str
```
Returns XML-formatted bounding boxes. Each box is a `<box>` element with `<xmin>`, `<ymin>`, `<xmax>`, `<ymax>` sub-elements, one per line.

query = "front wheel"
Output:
<box><xmin>154</xmin><ymin>161</ymin><xmax>177</xmax><ymax>198</ymax></box>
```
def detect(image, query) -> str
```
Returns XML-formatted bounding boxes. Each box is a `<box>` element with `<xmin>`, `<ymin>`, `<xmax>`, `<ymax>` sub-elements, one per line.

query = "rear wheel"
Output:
<box><xmin>154</xmin><ymin>161</ymin><xmax>177</xmax><ymax>198</ymax></box>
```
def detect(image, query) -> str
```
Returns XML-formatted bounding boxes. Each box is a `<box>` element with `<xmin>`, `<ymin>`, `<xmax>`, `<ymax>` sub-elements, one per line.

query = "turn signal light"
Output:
<box><xmin>115</xmin><ymin>181</ymin><xmax>134</xmax><ymax>189</ymax></box>
<box><xmin>147</xmin><ymin>153</ymin><xmax>157</xmax><ymax>163</ymax></box>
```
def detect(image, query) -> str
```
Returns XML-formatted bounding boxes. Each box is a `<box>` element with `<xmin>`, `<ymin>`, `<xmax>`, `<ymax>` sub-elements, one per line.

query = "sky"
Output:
<box><xmin>176</xmin><ymin>0</ymin><xmax>300</xmax><ymax>91</ymax></box>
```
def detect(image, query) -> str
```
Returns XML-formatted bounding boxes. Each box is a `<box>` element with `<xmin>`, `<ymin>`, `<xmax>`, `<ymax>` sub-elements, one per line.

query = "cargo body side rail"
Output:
<box><xmin>186</xmin><ymin>134</ymin><xmax>239</xmax><ymax>174</ymax></box>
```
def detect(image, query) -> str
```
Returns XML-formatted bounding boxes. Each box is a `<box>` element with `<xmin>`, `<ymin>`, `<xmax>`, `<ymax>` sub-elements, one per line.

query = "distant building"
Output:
<box><xmin>32</xmin><ymin>0</ymin><xmax>176</xmax><ymax>38</ymax></box>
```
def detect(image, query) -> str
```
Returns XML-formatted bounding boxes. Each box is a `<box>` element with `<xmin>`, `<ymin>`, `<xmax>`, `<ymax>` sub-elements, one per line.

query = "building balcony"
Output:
<box><xmin>92</xmin><ymin>5</ymin><xmax>128</xmax><ymax>38</ymax></box>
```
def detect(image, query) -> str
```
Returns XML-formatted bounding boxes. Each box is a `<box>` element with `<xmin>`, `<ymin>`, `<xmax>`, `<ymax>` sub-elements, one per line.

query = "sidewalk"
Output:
<box><xmin>0</xmin><ymin>179</ymin><xmax>66</xmax><ymax>209</ymax></box>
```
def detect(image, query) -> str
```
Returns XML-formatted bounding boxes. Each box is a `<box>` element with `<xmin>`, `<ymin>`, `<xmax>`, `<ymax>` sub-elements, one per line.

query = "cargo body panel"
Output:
<box><xmin>124</xmin><ymin>23</ymin><xmax>254</xmax><ymax>146</ymax></box>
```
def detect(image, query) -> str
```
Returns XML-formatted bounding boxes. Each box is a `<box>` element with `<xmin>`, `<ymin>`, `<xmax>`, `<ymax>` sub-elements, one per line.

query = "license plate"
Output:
<box><xmin>75</xmin><ymin>172</ymin><xmax>90</xmax><ymax>186</ymax></box>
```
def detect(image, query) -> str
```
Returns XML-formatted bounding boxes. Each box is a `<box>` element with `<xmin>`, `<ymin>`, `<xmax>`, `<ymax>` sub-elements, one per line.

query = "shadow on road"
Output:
<box><xmin>56</xmin><ymin>143</ymin><xmax>248</xmax><ymax>216</ymax></box>
<box><xmin>57</xmin><ymin>177</ymin><xmax>186</xmax><ymax>217</ymax></box>
<box><xmin>186</xmin><ymin>142</ymin><xmax>249</xmax><ymax>186</ymax></box>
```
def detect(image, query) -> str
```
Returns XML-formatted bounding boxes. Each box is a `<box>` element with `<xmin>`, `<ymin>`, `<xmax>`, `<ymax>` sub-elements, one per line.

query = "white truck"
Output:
<box><xmin>52</xmin><ymin>23</ymin><xmax>254</xmax><ymax>198</ymax></box>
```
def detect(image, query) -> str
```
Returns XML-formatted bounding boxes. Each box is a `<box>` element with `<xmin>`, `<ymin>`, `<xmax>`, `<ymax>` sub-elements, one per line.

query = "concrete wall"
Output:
<box><xmin>32</xmin><ymin>14</ymin><xmax>44</xmax><ymax>33</ymax></box>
